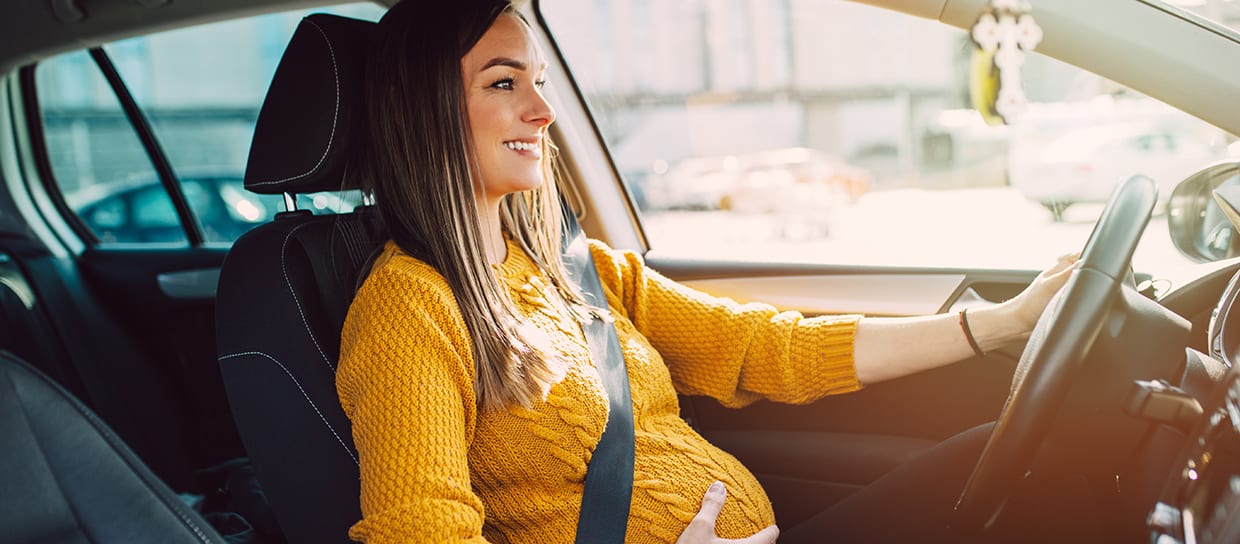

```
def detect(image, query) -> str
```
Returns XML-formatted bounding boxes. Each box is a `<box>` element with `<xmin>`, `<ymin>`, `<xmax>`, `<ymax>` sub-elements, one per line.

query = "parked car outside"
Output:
<box><xmin>66</xmin><ymin>172</ymin><xmax>360</xmax><ymax>244</ymax></box>
<box><xmin>641</xmin><ymin>147</ymin><xmax>871</xmax><ymax>218</ymax></box>
<box><xmin>1009</xmin><ymin>121</ymin><xmax>1226</xmax><ymax>219</ymax></box>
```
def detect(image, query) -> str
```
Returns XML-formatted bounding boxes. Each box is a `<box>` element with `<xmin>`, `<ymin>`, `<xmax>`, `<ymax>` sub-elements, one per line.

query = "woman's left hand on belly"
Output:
<box><xmin>675</xmin><ymin>482</ymin><xmax>779</xmax><ymax>544</ymax></box>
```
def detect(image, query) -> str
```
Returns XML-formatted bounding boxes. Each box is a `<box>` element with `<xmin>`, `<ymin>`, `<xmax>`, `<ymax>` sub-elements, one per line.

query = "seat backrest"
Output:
<box><xmin>0</xmin><ymin>236</ymin><xmax>76</xmax><ymax>390</ymax></box>
<box><xmin>0</xmin><ymin>349</ymin><xmax>227</xmax><ymax>544</ymax></box>
<box><xmin>215</xmin><ymin>14</ymin><xmax>380</xmax><ymax>544</ymax></box>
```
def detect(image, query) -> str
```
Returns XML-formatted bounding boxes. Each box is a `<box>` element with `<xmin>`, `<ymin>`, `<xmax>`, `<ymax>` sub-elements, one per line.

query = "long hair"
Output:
<box><xmin>355</xmin><ymin>0</ymin><xmax>593</xmax><ymax>411</ymax></box>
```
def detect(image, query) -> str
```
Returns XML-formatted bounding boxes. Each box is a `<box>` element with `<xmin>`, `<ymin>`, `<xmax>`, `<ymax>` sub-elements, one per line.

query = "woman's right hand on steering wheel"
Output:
<box><xmin>676</xmin><ymin>482</ymin><xmax>780</xmax><ymax>544</ymax></box>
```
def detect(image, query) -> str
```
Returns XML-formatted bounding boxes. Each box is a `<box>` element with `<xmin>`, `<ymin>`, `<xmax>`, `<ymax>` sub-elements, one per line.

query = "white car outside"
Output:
<box><xmin>1009</xmin><ymin>121</ymin><xmax>1225</xmax><ymax>218</ymax></box>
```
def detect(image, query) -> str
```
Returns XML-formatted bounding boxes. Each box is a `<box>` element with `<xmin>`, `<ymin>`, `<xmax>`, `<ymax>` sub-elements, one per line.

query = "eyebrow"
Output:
<box><xmin>481</xmin><ymin>57</ymin><xmax>527</xmax><ymax>71</ymax></box>
<box><xmin>480</xmin><ymin>56</ymin><xmax>548</xmax><ymax>72</ymax></box>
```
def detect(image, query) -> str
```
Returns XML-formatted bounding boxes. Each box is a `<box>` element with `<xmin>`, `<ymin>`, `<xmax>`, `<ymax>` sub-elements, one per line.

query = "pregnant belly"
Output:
<box><xmin>625</xmin><ymin>419</ymin><xmax>776</xmax><ymax>542</ymax></box>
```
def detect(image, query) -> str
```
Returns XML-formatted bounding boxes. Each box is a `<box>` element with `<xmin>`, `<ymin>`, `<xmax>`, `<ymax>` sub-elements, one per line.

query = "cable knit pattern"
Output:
<box><xmin>337</xmin><ymin>238</ymin><xmax>862</xmax><ymax>543</ymax></box>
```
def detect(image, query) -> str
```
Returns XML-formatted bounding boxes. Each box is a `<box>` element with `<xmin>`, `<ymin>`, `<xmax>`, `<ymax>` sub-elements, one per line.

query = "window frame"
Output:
<box><xmin>529</xmin><ymin>0</ymin><xmax>651</xmax><ymax>254</ymax></box>
<box><xmin>24</xmin><ymin>47</ymin><xmax>208</xmax><ymax>248</ymax></box>
<box><xmin>87</xmin><ymin>47</ymin><xmax>204</xmax><ymax>246</ymax></box>
<box><xmin>18</xmin><ymin>64</ymin><xmax>98</xmax><ymax>246</ymax></box>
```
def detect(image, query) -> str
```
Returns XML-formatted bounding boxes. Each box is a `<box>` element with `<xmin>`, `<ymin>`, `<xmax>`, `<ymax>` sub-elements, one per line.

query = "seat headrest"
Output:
<box><xmin>243</xmin><ymin>14</ymin><xmax>375</xmax><ymax>195</ymax></box>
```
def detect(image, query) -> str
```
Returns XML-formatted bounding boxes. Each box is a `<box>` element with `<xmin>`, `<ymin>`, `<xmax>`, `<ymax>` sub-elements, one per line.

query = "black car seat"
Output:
<box><xmin>0</xmin><ymin>349</ymin><xmax>228</xmax><ymax>544</ymax></box>
<box><xmin>215</xmin><ymin>14</ymin><xmax>381</xmax><ymax>544</ymax></box>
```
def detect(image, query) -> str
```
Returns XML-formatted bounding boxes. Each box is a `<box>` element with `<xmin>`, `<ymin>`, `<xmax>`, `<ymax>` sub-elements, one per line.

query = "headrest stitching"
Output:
<box><xmin>219</xmin><ymin>351</ymin><xmax>359</xmax><ymax>466</ymax></box>
<box><xmin>249</xmin><ymin>19</ymin><xmax>341</xmax><ymax>189</ymax></box>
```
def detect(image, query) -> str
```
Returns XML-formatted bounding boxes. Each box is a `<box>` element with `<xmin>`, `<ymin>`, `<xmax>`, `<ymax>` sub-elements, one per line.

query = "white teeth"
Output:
<box><xmin>504</xmin><ymin>141</ymin><xmax>538</xmax><ymax>152</ymax></box>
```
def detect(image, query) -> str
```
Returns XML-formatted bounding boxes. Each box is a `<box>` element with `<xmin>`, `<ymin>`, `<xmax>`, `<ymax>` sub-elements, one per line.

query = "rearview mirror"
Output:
<box><xmin>1168</xmin><ymin>161</ymin><xmax>1240</xmax><ymax>263</ymax></box>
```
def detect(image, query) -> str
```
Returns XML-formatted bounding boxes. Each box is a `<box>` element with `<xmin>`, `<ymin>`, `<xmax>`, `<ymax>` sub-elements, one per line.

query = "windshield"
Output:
<box><xmin>540</xmin><ymin>0</ymin><xmax>1236</xmax><ymax>293</ymax></box>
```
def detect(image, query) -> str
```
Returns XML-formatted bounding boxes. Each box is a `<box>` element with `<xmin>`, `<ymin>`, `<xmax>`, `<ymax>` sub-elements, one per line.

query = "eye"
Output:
<box><xmin>535</xmin><ymin>79</ymin><xmax>547</xmax><ymax>89</ymax></box>
<box><xmin>490</xmin><ymin>77</ymin><xmax>515</xmax><ymax>91</ymax></box>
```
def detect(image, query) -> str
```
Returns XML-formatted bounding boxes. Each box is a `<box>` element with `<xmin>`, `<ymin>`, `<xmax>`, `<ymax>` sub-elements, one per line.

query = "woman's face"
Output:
<box><xmin>461</xmin><ymin>13</ymin><xmax>555</xmax><ymax>206</ymax></box>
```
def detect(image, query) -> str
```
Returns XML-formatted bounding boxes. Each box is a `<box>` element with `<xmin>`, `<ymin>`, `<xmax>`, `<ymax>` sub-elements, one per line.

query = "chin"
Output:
<box><xmin>491</xmin><ymin>178</ymin><xmax>543</xmax><ymax>197</ymax></box>
<box><xmin>510</xmin><ymin>174</ymin><xmax>544</xmax><ymax>193</ymax></box>
<box><xmin>516</xmin><ymin>180</ymin><xmax>543</xmax><ymax>194</ymax></box>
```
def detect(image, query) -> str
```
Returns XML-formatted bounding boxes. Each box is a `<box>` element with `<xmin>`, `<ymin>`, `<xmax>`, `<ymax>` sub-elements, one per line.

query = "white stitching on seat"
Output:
<box><xmin>249</xmin><ymin>19</ymin><xmax>340</xmax><ymax>188</ymax></box>
<box><xmin>219</xmin><ymin>351</ymin><xmax>359</xmax><ymax>466</ymax></box>
<box><xmin>281</xmin><ymin>222</ymin><xmax>334</xmax><ymax>372</ymax></box>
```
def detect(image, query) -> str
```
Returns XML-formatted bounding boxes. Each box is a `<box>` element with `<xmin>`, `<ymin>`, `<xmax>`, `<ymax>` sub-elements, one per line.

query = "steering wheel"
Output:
<box><xmin>951</xmin><ymin>174</ymin><xmax>1159</xmax><ymax>533</ymax></box>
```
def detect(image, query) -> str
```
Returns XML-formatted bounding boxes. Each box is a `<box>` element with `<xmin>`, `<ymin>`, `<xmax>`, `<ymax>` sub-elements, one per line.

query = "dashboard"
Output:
<box><xmin>1151</xmin><ymin>269</ymin><xmax>1240</xmax><ymax>543</ymax></box>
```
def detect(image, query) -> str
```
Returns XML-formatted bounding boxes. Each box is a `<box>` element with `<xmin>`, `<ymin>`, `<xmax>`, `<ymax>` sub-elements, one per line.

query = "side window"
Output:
<box><xmin>38</xmin><ymin>52</ymin><xmax>183</xmax><ymax>245</ymax></box>
<box><xmin>541</xmin><ymin>0</ymin><xmax>1234</xmax><ymax>284</ymax></box>
<box><xmin>34</xmin><ymin>3</ymin><xmax>383</xmax><ymax>247</ymax></box>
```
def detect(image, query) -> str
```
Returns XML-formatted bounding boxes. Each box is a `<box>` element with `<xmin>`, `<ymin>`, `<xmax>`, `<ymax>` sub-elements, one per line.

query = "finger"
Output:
<box><xmin>1040</xmin><ymin>260</ymin><xmax>1074</xmax><ymax>279</ymax></box>
<box><xmin>1051</xmin><ymin>259</ymin><xmax>1077</xmax><ymax>277</ymax></box>
<box><xmin>694</xmin><ymin>481</ymin><xmax>726</xmax><ymax>523</ymax></box>
<box><xmin>725</xmin><ymin>524</ymin><xmax>780</xmax><ymax>544</ymax></box>
<box><xmin>679</xmin><ymin>482</ymin><xmax>726</xmax><ymax>541</ymax></box>
<box><xmin>1036</xmin><ymin>263</ymin><xmax>1075</xmax><ymax>292</ymax></box>
<box><xmin>1044</xmin><ymin>253</ymin><xmax>1081</xmax><ymax>276</ymax></box>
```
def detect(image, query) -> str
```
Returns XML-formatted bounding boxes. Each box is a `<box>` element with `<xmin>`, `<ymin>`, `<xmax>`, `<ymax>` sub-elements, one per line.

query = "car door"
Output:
<box><xmin>534</xmin><ymin>0</ymin><xmax>1233</xmax><ymax>525</ymax></box>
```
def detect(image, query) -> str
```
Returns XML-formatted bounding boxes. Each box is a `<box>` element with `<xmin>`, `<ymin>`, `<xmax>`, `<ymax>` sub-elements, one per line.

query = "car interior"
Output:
<box><xmin>5</xmin><ymin>0</ymin><xmax>1240</xmax><ymax>543</ymax></box>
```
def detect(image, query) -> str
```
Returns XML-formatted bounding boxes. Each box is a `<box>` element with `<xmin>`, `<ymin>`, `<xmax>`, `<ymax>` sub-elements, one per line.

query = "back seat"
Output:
<box><xmin>0</xmin><ymin>233</ymin><xmax>205</xmax><ymax>483</ymax></box>
<box><xmin>0</xmin><ymin>348</ymin><xmax>228</xmax><ymax>543</ymax></box>
<box><xmin>0</xmin><ymin>232</ymin><xmax>284</xmax><ymax>542</ymax></box>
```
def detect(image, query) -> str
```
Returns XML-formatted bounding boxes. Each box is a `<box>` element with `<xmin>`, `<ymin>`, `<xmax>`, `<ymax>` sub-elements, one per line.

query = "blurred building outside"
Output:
<box><xmin>33</xmin><ymin>0</ymin><xmax>1240</xmax><ymax>219</ymax></box>
<box><xmin>545</xmin><ymin>0</ymin><xmax>1240</xmax><ymax>208</ymax></box>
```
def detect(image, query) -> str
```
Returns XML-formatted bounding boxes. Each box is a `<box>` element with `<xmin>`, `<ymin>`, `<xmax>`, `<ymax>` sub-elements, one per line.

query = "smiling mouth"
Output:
<box><xmin>504</xmin><ymin>140</ymin><xmax>540</xmax><ymax>152</ymax></box>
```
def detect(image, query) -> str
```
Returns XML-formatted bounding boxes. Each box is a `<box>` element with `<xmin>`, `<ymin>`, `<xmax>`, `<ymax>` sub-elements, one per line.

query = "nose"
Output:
<box><xmin>523</xmin><ymin>85</ymin><xmax>555</xmax><ymax>129</ymax></box>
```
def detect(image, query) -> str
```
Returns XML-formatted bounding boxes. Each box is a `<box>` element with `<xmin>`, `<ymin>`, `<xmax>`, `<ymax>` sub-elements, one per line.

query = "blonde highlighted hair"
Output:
<box><xmin>356</xmin><ymin>0</ymin><xmax>593</xmax><ymax>411</ymax></box>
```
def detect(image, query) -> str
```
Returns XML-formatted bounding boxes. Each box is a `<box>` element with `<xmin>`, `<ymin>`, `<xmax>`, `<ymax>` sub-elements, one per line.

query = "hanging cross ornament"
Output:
<box><xmin>969</xmin><ymin>0</ymin><xmax>1043</xmax><ymax>125</ymax></box>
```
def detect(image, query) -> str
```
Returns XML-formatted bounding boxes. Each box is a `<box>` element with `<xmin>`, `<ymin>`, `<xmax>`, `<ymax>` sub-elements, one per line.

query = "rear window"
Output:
<box><xmin>35</xmin><ymin>3</ymin><xmax>382</xmax><ymax>246</ymax></box>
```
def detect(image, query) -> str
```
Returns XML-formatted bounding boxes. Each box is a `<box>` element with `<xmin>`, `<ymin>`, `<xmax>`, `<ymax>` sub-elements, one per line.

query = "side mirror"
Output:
<box><xmin>1168</xmin><ymin>161</ymin><xmax>1240</xmax><ymax>263</ymax></box>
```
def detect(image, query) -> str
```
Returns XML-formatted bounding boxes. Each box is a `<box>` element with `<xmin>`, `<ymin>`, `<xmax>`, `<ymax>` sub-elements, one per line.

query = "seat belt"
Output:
<box><xmin>561</xmin><ymin>213</ymin><xmax>635</xmax><ymax>544</ymax></box>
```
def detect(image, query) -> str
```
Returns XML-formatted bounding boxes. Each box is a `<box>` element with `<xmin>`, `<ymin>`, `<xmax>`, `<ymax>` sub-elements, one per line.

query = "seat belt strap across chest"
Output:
<box><xmin>561</xmin><ymin>215</ymin><xmax>634</xmax><ymax>544</ymax></box>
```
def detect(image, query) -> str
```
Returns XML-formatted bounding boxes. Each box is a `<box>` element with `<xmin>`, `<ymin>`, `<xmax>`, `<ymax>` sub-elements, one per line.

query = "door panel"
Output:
<box><xmin>652</xmin><ymin>256</ymin><xmax>1032</xmax><ymax>513</ymax></box>
<box><xmin>73</xmin><ymin>247</ymin><xmax>243</xmax><ymax>489</ymax></box>
<box><xmin>649</xmin><ymin>256</ymin><xmax>1038</xmax><ymax>314</ymax></box>
<box><xmin>680</xmin><ymin>274</ymin><xmax>966</xmax><ymax>316</ymax></box>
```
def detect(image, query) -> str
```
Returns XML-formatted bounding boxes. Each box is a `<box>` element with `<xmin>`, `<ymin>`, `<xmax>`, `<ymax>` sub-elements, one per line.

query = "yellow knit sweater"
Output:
<box><xmin>337</xmin><ymin>238</ymin><xmax>862</xmax><ymax>543</ymax></box>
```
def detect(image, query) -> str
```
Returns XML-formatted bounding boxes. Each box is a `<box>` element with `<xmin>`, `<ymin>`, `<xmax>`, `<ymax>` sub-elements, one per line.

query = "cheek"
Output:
<box><xmin>468</xmin><ymin>100</ymin><xmax>508</xmax><ymax>140</ymax></box>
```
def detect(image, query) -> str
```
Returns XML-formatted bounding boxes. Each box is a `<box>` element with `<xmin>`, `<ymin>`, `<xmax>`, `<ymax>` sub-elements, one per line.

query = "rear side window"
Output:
<box><xmin>38</xmin><ymin>52</ymin><xmax>182</xmax><ymax>245</ymax></box>
<box><xmin>33</xmin><ymin>3</ymin><xmax>382</xmax><ymax>247</ymax></box>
